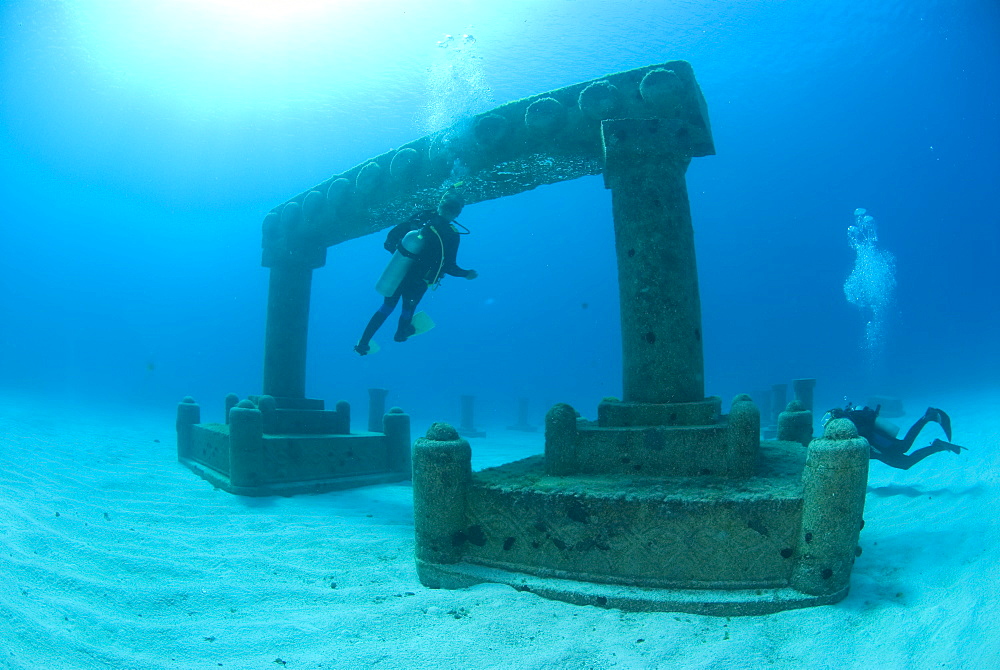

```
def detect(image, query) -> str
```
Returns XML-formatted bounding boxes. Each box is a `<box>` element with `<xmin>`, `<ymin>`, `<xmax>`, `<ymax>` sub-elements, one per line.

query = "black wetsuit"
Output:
<box><xmin>828</xmin><ymin>405</ymin><xmax>962</xmax><ymax>470</ymax></box>
<box><xmin>357</xmin><ymin>211</ymin><xmax>471</xmax><ymax>349</ymax></box>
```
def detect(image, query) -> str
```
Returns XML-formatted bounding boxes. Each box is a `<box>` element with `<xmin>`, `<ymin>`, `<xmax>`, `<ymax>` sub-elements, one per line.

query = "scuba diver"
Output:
<box><xmin>354</xmin><ymin>191</ymin><xmax>478</xmax><ymax>355</ymax></box>
<box><xmin>823</xmin><ymin>403</ymin><xmax>966</xmax><ymax>470</ymax></box>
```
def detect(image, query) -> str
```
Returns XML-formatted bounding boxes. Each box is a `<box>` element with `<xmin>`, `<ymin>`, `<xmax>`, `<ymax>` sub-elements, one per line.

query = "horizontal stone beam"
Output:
<box><xmin>262</xmin><ymin>60</ymin><xmax>714</xmax><ymax>267</ymax></box>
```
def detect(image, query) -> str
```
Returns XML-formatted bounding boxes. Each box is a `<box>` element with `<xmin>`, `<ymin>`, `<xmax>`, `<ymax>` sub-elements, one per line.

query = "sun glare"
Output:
<box><xmin>67</xmin><ymin>0</ymin><xmax>377</xmax><ymax>113</ymax></box>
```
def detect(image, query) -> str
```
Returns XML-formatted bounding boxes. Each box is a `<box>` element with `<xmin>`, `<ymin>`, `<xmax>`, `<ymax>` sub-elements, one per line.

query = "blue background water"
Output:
<box><xmin>1</xmin><ymin>0</ymin><xmax>997</xmax><ymax>428</ymax></box>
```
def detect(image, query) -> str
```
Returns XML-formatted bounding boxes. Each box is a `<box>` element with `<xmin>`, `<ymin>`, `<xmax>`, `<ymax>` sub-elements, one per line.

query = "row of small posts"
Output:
<box><xmin>366</xmin><ymin>390</ymin><xmax>539</xmax><ymax>437</ymax></box>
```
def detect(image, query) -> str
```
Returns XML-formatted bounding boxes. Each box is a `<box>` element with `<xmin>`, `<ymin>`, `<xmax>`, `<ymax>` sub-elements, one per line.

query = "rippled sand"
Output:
<box><xmin>1</xmin><ymin>391</ymin><xmax>997</xmax><ymax>669</ymax></box>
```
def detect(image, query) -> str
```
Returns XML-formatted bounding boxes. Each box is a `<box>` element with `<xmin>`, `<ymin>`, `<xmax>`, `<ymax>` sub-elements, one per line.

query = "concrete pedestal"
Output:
<box><xmin>411</xmin><ymin>65</ymin><xmax>866</xmax><ymax>614</ymax></box>
<box><xmin>413</xmin><ymin>410</ymin><xmax>868</xmax><ymax>615</ymax></box>
<box><xmin>177</xmin><ymin>395</ymin><xmax>411</xmax><ymax>496</ymax></box>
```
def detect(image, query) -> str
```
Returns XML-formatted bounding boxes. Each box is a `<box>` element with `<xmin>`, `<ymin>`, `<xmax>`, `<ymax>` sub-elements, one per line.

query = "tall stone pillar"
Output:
<box><xmin>602</xmin><ymin>119</ymin><xmax>705</xmax><ymax>404</ymax></box>
<box><xmin>260</xmin><ymin>201</ymin><xmax>327</xmax><ymax>401</ymax></box>
<box><xmin>261</xmin><ymin>263</ymin><xmax>315</xmax><ymax>399</ymax></box>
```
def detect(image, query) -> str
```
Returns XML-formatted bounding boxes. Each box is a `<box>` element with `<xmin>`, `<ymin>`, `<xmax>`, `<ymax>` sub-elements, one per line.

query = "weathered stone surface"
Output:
<box><xmin>178</xmin><ymin>400</ymin><xmax>410</xmax><ymax>497</ymax></box>
<box><xmin>778</xmin><ymin>402</ymin><xmax>814</xmax><ymax>447</ymax></box>
<box><xmin>791</xmin><ymin>426</ymin><xmax>869</xmax><ymax>596</ymax></box>
<box><xmin>262</xmin><ymin>60</ymin><xmax>713</xmax><ymax>256</ymax></box>
<box><xmin>413</xmin><ymin>431</ymin><xmax>472</xmax><ymax>565</ymax></box>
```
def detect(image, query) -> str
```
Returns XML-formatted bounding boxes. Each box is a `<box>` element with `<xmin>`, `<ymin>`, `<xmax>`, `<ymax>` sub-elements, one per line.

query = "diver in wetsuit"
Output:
<box><xmin>824</xmin><ymin>404</ymin><xmax>966</xmax><ymax>470</ymax></box>
<box><xmin>354</xmin><ymin>191</ymin><xmax>478</xmax><ymax>355</ymax></box>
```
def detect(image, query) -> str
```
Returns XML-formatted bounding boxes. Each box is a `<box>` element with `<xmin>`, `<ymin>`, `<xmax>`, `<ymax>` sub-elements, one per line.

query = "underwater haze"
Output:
<box><xmin>2</xmin><ymin>2</ymin><xmax>1000</xmax><ymax>668</ymax></box>
<box><xmin>1</xmin><ymin>0</ymin><xmax>998</xmax><ymax>422</ymax></box>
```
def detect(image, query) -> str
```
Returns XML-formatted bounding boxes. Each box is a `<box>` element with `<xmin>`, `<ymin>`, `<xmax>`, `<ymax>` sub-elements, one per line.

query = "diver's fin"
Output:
<box><xmin>411</xmin><ymin>311</ymin><xmax>436</xmax><ymax>336</ymax></box>
<box><xmin>928</xmin><ymin>408</ymin><xmax>953</xmax><ymax>441</ymax></box>
<box><xmin>931</xmin><ymin>438</ymin><xmax>965</xmax><ymax>454</ymax></box>
<box><xmin>366</xmin><ymin>340</ymin><xmax>381</xmax><ymax>355</ymax></box>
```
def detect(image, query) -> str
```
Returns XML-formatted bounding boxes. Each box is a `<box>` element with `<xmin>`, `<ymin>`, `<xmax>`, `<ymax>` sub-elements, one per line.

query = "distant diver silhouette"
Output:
<box><xmin>824</xmin><ymin>403</ymin><xmax>966</xmax><ymax>470</ymax></box>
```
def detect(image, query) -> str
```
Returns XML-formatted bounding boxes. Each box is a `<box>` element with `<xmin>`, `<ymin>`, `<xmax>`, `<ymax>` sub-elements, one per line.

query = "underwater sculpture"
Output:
<box><xmin>406</xmin><ymin>63</ymin><xmax>866</xmax><ymax>615</ymax></box>
<box><xmin>178</xmin><ymin>60</ymin><xmax>716</xmax><ymax>496</ymax></box>
<box><xmin>176</xmin><ymin>60</ymin><xmax>868</xmax><ymax>613</ymax></box>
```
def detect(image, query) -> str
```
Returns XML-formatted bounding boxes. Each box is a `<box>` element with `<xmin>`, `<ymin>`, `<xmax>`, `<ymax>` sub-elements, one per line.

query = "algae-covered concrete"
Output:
<box><xmin>409</xmin><ymin>60</ymin><xmax>869</xmax><ymax>615</ymax></box>
<box><xmin>176</xmin><ymin>396</ymin><xmax>412</xmax><ymax>497</ymax></box>
<box><xmin>258</xmin><ymin>61</ymin><xmax>714</xmax><ymax>401</ymax></box>
<box><xmin>263</xmin><ymin>60</ymin><xmax>713</xmax><ymax>255</ymax></box>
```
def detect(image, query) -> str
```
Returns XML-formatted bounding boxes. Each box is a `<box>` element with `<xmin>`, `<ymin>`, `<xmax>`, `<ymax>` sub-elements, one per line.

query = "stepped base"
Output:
<box><xmin>176</xmin><ymin>396</ymin><xmax>412</xmax><ymax>497</ymax></box>
<box><xmin>417</xmin><ymin>560</ymin><xmax>848</xmax><ymax>616</ymax></box>
<box><xmin>180</xmin><ymin>455</ymin><xmax>407</xmax><ymax>497</ymax></box>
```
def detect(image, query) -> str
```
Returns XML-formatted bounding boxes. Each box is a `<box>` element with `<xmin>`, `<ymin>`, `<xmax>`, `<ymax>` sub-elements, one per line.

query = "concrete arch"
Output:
<box><xmin>260</xmin><ymin>60</ymin><xmax>715</xmax><ymax>400</ymax></box>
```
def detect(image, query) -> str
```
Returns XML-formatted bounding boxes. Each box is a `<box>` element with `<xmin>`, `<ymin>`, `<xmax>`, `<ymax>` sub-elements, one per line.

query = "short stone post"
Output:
<box><xmin>458</xmin><ymin>395</ymin><xmax>486</xmax><ymax>438</ymax></box>
<box><xmin>413</xmin><ymin>423</ymin><xmax>472</xmax><ymax>569</ymax></box>
<box><xmin>725</xmin><ymin>394</ymin><xmax>759</xmax><ymax>478</ymax></box>
<box><xmin>384</xmin><ymin>407</ymin><xmax>412</xmax><ymax>476</ymax></box>
<box><xmin>545</xmin><ymin>403</ymin><xmax>579</xmax><ymax>476</ymax></box>
<box><xmin>335</xmin><ymin>400</ymin><xmax>351</xmax><ymax>434</ymax></box>
<box><xmin>792</xmin><ymin>378</ymin><xmax>817</xmax><ymax>412</ymax></box>
<box><xmin>224</xmin><ymin>393</ymin><xmax>239</xmax><ymax>425</ymax></box>
<box><xmin>368</xmin><ymin>388</ymin><xmax>390</xmax><ymax>432</ymax></box>
<box><xmin>791</xmin><ymin>418</ymin><xmax>869</xmax><ymax>597</ymax></box>
<box><xmin>256</xmin><ymin>395</ymin><xmax>277</xmax><ymax>434</ymax></box>
<box><xmin>229</xmin><ymin>400</ymin><xmax>265</xmax><ymax>489</ymax></box>
<box><xmin>176</xmin><ymin>397</ymin><xmax>200</xmax><ymax>461</ymax></box>
<box><xmin>778</xmin><ymin>400</ymin><xmax>813</xmax><ymax>447</ymax></box>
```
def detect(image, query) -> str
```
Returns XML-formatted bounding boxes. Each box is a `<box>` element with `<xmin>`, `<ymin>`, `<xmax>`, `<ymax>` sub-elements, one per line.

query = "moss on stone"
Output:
<box><xmin>823</xmin><ymin>418</ymin><xmax>858</xmax><ymax>440</ymax></box>
<box><xmin>426</xmin><ymin>422</ymin><xmax>460</xmax><ymax>441</ymax></box>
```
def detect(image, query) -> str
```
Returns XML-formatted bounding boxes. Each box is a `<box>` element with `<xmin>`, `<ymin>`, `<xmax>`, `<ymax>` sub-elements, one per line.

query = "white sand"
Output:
<box><xmin>1</xmin><ymin>390</ymin><xmax>998</xmax><ymax>670</ymax></box>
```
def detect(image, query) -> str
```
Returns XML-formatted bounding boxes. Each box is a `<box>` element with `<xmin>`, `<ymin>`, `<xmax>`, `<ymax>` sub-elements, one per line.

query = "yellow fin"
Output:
<box><xmin>411</xmin><ymin>311</ymin><xmax>436</xmax><ymax>336</ymax></box>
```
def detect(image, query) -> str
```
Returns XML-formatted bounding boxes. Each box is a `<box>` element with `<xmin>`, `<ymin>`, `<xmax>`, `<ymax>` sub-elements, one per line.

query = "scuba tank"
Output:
<box><xmin>874</xmin><ymin>417</ymin><xmax>901</xmax><ymax>438</ymax></box>
<box><xmin>375</xmin><ymin>228</ymin><xmax>426</xmax><ymax>296</ymax></box>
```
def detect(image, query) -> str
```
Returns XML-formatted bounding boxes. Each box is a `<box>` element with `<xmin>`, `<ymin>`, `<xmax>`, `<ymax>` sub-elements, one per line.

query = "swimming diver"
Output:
<box><xmin>823</xmin><ymin>403</ymin><xmax>966</xmax><ymax>470</ymax></box>
<box><xmin>354</xmin><ymin>191</ymin><xmax>478</xmax><ymax>355</ymax></box>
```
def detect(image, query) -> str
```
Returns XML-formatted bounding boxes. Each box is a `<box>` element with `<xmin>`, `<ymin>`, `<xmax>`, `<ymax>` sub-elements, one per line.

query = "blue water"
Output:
<box><xmin>1</xmin><ymin>0</ymin><xmax>997</xmax><ymax>427</ymax></box>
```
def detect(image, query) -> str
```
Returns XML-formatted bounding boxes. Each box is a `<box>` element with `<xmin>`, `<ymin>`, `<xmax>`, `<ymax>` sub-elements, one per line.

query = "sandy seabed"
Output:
<box><xmin>1</xmin><ymin>389</ymin><xmax>998</xmax><ymax>670</ymax></box>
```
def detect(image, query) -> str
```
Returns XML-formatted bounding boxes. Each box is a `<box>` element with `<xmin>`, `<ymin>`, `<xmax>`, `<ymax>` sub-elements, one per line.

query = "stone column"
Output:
<box><xmin>792</xmin><ymin>378</ymin><xmax>817</xmax><ymax>412</ymax></box>
<box><xmin>334</xmin><ymin>400</ymin><xmax>351</xmax><ymax>434</ymax></box>
<box><xmin>602</xmin><ymin>119</ymin><xmax>704</xmax><ymax>404</ymax></box>
<box><xmin>229</xmin><ymin>400</ymin><xmax>265</xmax><ymax>489</ymax></box>
<box><xmin>224</xmin><ymin>393</ymin><xmax>239</xmax><ymax>425</ymax></box>
<box><xmin>545</xmin><ymin>403</ymin><xmax>579</xmax><ymax>475</ymax></box>
<box><xmin>508</xmin><ymin>397</ymin><xmax>537</xmax><ymax>432</ymax></box>
<box><xmin>791</xmin><ymin>418</ymin><xmax>869</xmax><ymax>596</ymax></box>
<box><xmin>384</xmin><ymin>407</ymin><xmax>412</xmax><ymax>476</ymax></box>
<box><xmin>725</xmin><ymin>394</ymin><xmax>759</xmax><ymax>478</ymax></box>
<box><xmin>778</xmin><ymin>400</ymin><xmax>813</xmax><ymax>447</ymax></box>
<box><xmin>368</xmin><ymin>388</ymin><xmax>390</xmax><ymax>432</ymax></box>
<box><xmin>176</xmin><ymin>397</ymin><xmax>200</xmax><ymax>461</ymax></box>
<box><xmin>413</xmin><ymin>423</ymin><xmax>472</xmax><ymax>567</ymax></box>
<box><xmin>262</xmin><ymin>263</ymin><xmax>314</xmax><ymax>399</ymax></box>
<box><xmin>458</xmin><ymin>395</ymin><xmax>485</xmax><ymax>438</ymax></box>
